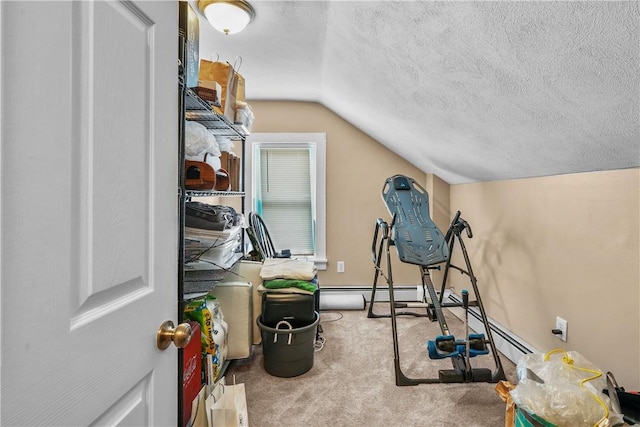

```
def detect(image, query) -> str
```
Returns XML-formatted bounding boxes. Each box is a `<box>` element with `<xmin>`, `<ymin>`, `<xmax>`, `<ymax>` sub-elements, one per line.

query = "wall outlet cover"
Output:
<box><xmin>555</xmin><ymin>316</ymin><xmax>568</xmax><ymax>342</ymax></box>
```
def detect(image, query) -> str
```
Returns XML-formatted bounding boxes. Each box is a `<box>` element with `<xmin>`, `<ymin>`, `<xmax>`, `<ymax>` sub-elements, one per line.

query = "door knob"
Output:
<box><xmin>156</xmin><ymin>320</ymin><xmax>194</xmax><ymax>350</ymax></box>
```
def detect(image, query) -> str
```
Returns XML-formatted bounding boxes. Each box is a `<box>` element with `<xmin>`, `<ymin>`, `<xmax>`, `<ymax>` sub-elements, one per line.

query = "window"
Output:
<box><xmin>245</xmin><ymin>133</ymin><xmax>326</xmax><ymax>269</ymax></box>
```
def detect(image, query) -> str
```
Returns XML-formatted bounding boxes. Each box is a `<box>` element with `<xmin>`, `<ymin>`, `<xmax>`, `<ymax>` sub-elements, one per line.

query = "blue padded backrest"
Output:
<box><xmin>382</xmin><ymin>175</ymin><xmax>449</xmax><ymax>266</ymax></box>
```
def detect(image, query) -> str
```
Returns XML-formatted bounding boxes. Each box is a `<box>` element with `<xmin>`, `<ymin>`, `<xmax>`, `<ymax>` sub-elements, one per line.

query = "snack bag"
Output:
<box><xmin>206</xmin><ymin>295</ymin><xmax>229</xmax><ymax>381</ymax></box>
<box><xmin>184</xmin><ymin>299</ymin><xmax>216</xmax><ymax>356</ymax></box>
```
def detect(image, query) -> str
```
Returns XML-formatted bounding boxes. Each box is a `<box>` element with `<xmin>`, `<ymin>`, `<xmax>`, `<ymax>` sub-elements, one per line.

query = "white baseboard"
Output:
<box><xmin>320</xmin><ymin>286</ymin><xmax>537</xmax><ymax>365</ymax></box>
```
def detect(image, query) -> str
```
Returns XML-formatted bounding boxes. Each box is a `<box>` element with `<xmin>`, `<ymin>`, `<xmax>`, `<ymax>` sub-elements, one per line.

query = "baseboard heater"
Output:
<box><xmin>322</xmin><ymin>286</ymin><xmax>418</xmax><ymax>303</ymax></box>
<box><xmin>319</xmin><ymin>286</ymin><xmax>424</xmax><ymax>310</ymax></box>
<box><xmin>319</xmin><ymin>292</ymin><xmax>366</xmax><ymax>310</ymax></box>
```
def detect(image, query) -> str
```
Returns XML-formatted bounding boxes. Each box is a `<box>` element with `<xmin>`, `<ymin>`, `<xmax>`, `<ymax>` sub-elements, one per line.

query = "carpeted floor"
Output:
<box><xmin>228</xmin><ymin>304</ymin><xmax>517</xmax><ymax>427</ymax></box>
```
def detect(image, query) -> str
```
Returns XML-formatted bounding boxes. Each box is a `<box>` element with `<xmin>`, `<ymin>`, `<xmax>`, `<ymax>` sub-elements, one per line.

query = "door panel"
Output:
<box><xmin>89</xmin><ymin>375</ymin><xmax>152</xmax><ymax>427</ymax></box>
<box><xmin>71</xmin><ymin>0</ymin><xmax>154</xmax><ymax>325</ymax></box>
<box><xmin>0</xmin><ymin>1</ymin><xmax>178</xmax><ymax>425</ymax></box>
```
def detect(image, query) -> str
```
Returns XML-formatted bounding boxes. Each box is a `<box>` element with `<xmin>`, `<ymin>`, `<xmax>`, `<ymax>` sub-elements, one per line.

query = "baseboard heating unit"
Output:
<box><xmin>319</xmin><ymin>292</ymin><xmax>366</xmax><ymax>310</ymax></box>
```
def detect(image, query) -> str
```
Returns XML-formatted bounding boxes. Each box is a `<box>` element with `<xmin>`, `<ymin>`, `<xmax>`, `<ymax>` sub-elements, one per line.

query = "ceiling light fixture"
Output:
<box><xmin>197</xmin><ymin>0</ymin><xmax>255</xmax><ymax>35</ymax></box>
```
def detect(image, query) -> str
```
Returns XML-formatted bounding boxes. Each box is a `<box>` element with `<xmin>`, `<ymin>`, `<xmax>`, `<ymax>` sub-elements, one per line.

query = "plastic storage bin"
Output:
<box><xmin>258</xmin><ymin>311</ymin><xmax>319</xmax><ymax>377</ymax></box>
<box><xmin>261</xmin><ymin>292</ymin><xmax>316</xmax><ymax>328</ymax></box>
<box><xmin>515</xmin><ymin>408</ymin><xmax>557</xmax><ymax>427</ymax></box>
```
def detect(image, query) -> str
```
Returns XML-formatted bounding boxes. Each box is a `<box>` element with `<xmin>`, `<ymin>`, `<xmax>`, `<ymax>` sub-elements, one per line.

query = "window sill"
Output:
<box><xmin>291</xmin><ymin>256</ymin><xmax>328</xmax><ymax>271</ymax></box>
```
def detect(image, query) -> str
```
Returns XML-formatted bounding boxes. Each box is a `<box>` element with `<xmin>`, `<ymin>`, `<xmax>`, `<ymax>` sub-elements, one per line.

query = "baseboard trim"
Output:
<box><xmin>320</xmin><ymin>286</ymin><xmax>537</xmax><ymax>365</ymax></box>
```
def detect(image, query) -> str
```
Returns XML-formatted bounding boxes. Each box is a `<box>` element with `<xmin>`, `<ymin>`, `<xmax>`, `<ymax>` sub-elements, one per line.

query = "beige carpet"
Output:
<box><xmin>229</xmin><ymin>304</ymin><xmax>517</xmax><ymax>427</ymax></box>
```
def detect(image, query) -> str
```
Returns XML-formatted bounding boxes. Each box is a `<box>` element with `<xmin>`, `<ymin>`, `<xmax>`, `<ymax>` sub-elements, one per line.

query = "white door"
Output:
<box><xmin>0</xmin><ymin>1</ymin><xmax>179</xmax><ymax>425</ymax></box>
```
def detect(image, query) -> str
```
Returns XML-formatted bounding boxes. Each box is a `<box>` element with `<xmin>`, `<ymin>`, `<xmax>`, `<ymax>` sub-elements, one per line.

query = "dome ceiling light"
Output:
<box><xmin>197</xmin><ymin>0</ymin><xmax>256</xmax><ymax>35</ymax></box>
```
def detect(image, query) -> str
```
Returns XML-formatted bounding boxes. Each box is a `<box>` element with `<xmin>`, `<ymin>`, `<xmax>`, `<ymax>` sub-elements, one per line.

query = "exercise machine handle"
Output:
<box><xmin>445</xmin><ymin>211</ymin><xmax>461</xmax><ymax>242</ymax></box>
<box><xmin>371</xmin><ymin>218</ymin><xmax>388</xmax><ymax>262</ymax></box>
<box><xmin>446</xmin><ymin>211</ymin><xmax>474</xmax><ymax>240</ymax></box>
<box><xmin>461</xmin><ymin>218</ymin><xmax>473</xmax><ymax>239</ymax></box>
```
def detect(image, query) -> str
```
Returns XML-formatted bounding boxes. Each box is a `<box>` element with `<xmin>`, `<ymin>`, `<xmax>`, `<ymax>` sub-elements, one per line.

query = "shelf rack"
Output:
<box><xmin>184</xmin><ymin>87</ymin><xmax>247</xmax><ymax>139</ymax></box>
<box><xmin>180</xmin><ymin>80</ymin><xmax>248</xmax><ymax>300</ymax></box>
<box><xmin>186</xmin><ymin>189</ymin><xmax>245</xmax><ymax>198</ymax></box>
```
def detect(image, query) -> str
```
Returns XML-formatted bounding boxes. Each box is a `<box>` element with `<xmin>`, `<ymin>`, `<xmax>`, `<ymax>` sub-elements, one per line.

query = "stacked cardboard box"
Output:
<box><xmin>220</xmin><ymin>151</ymin><xmax>241</xmax><ymax>191</ymax></box>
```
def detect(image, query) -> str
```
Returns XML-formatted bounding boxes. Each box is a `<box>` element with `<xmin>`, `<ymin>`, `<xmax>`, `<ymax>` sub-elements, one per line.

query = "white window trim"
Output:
<box><xmin>245</xmin><ymin>133</ymin><xmax>327</xmax><ymax>270</ymax></box>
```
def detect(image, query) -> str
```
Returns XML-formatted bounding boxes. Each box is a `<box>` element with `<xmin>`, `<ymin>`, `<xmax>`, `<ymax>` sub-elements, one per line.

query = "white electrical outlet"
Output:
<box><xmin>337</xmin><ymin>261</ymin><xmax>345</xmax><ymax>273</ymax></box>
<box><xmin>555</xmin><ymin>316</ymin><xmax>568</xmax><ymax>342</ymax></box>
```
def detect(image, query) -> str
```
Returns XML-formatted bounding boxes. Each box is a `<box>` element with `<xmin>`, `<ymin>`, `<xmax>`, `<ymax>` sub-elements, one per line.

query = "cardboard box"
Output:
<box><xmin>179</xmin><ymin>2</ymin><xmax>199</xmax><ymax>88</ymax></box>
<box><xmin>195</xmin><ymin>80</ymin><xmax>221</xmax><ymax>106</ymax></box>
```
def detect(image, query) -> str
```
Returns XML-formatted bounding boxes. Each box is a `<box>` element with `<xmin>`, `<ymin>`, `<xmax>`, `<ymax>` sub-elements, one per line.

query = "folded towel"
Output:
<box><xmin>260</xmin><ymin>258</ymin><xmax>317</xmax><ymax>281</ymax></box>
<box><xmin>263</xmin><ymin>279</ymin><xmax>318</xmax><ymax>293</ymax></box>
<box><xmin>257</xmin><ymin>284</ymin><xmax>315</xmax><ymax>296</ymax></box>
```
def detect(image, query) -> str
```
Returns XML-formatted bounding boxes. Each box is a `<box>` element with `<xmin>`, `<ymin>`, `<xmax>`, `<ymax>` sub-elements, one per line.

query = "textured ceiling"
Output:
<box><xmin>194</xmin><ymin>0</ymin><xmax>640</xmax><ymax>184</ymax></box>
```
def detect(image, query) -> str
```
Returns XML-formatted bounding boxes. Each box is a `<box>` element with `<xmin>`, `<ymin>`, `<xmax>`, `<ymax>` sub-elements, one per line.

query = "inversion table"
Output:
<box><xmin>367</xmin><ymin>174</ymin><xmax>506</xmax><ymax>386</ymax></box>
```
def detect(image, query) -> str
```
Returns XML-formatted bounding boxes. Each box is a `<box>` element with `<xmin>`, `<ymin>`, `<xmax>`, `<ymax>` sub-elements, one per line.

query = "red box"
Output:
<box><xmin>182</xmin><ymin>321</ymin><xmax>202</xmax><ymax>427</ymax></box>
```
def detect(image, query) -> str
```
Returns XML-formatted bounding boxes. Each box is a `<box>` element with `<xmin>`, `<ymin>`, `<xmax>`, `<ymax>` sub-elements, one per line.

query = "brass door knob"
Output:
<box><xmin>156</xmin><ymin>320</ymin><xmax>193</xmax><ymax>350</ymax></box>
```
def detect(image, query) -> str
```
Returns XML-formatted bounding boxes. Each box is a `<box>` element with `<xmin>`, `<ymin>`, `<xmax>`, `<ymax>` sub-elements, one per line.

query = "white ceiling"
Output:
<box><xmin>193</xmin><ymin>0</ymin><xmax>640</xmax><ymax>184</ymax></box>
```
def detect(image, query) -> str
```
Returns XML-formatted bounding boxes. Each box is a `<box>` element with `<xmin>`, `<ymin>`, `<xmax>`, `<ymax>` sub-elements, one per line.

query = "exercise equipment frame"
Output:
<box><xmin>367</xmin><ymin>175</ymin><xmax>506</xmax><ymax>386</ymax></box>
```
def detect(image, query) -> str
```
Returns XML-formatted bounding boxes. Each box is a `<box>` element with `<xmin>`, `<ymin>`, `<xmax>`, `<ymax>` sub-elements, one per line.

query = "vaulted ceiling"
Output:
<box><xmin>192</xmin><ymin>0</ymin><xmax>639</xmax><ymax>184</ymax></box>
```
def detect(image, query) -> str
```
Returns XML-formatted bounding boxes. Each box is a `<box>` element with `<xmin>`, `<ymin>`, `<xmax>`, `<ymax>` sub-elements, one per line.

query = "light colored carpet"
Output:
<box><xmin>229</xmin><ymin>304</ymin><xmax>517</xmax><ymax>427</ymax></box>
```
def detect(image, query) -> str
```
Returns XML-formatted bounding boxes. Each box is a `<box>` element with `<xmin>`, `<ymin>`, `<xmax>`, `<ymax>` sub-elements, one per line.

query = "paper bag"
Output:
<box><xmin>206</xmin><ymin>377</ymin><xmax>249</xmax><ymax>427</ymax></box>
<box><xmin>228</xmin><ymin>56</ymin><xmax>245</xmax><ymax>104</ymax></box>
<box><xmin>235</xmin><ymin>74</ymin><xmax>245</xmax><ymax>103</ymax></box>
<box><xmin>234</xmin><ymin>57</ymin><xmax>245</xmax><ymax>103</ymax></box>
<box><xmin>189</xmin><ymin>385</ymin><xmax>208</xmax><ymax>427</ymax></box>
<box><xmin>496</xmin><ymin>380</ymin><xmax>516</xmax><ymax>427</ymax></box>
<box><xmin>198</xmin><ymin>59</ymin><xmax>237</xmax><ymax>121</ymax></box>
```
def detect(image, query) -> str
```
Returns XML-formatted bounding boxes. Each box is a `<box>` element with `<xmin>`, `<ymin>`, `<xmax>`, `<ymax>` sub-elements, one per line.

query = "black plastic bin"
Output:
<box><xmin>261</xmin><ymin>292</ymin><xmax>316</xmax><ymax>327</ymax></box>
<box><xmin>258</xmin><ymin>311</ymin><xmax>319</xmax><ymax>377</ymax></box>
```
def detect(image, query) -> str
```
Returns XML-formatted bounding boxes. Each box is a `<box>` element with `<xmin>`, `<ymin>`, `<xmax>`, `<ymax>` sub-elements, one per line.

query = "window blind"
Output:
<box><xmin>257</xmin><ymin>147</ymin><xmax>314</xmax><ymax>255</ymax></box>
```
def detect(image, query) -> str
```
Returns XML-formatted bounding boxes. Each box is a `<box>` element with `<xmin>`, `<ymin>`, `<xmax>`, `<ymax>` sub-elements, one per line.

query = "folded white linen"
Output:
<box><xmin>259</xmin><ymin>258</ymin><xmax>317</xmax><ymax>281</ymax></box>
<box><xmin>257</xmin><ymin>284</ymin><xmax>315</xmax><ymax>296</ymax></box>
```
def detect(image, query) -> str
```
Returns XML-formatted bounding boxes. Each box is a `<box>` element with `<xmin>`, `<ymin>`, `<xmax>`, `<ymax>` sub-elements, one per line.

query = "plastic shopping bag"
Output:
<box><xmin>510</xmin><ymin>349</ymin><xmax>623</xmax><ymax>427</ymax></box>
